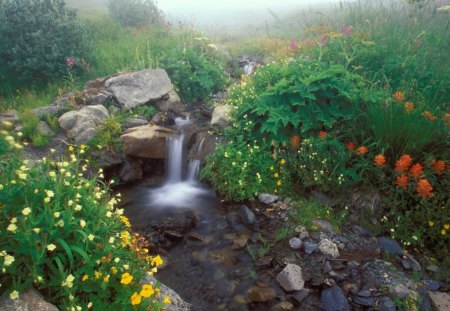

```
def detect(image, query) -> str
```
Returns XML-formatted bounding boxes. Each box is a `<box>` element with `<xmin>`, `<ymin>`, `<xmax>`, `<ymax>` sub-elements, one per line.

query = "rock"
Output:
<box><xmin>247</xmin><ymin>285</ymin><xmax>276</xmax><ymax>303</ymax></box>
<box><xmin>353</xmin><ymin>296</ymin><xmax>375</xmax><ymax>307</ymax></box>
<box><xmin>377</xmin><ymin>237</ymin><xmax>404</xmax><ymax>256</ymax></box>
<box><xmin>378</xmin><ymin>297</ymin><xmax>396</xmax><ymax>311</ymax></box>
<box><xmin>142</xmin><ymin>274</ymin><xmax>191</xmax><ymax>311</ymax></box>
<box><xmin>403</xmin><ymin>254</ymin><xmax>421</xmax><ymax>271</ymax></box>
<box><xmin>232</xmin><ymin>236</ymin><xmax>248</xmax><ymax>250</ymax></box>
<box><xmin>258</xmin><ymin>193</ymin><xmax>279</xmax><ymax>204</ymax></box>
<box><xmin>58</xmin><ymin>105</ymin><xmax>110</xmax><ymax>144</ymax></box>
<box><xmin>105</xmin><ymin>68</ymin><xmax>173</xmax><ymax>109</ymax></box>
<box><xmin>33</xmin><ymin>104</ymin><xmax>70</xmax><ymax>118</ymax></box>
<box><xmin>289</xmin><ymin>288</ymin><xmax>310</xmax><ymax>305</ymax></box>
<box><xmin>0</xmin><ymin>110</ymin><xmax>19</xmax><ymax>124</ymax></box>
<box><xmin>417</xmin><ymin>287</ymin><xmax>432</xmax><ymax>311</ymax></box>
<box><xmin>429</xmin><ymin>292</ymin><xmax>450</xmax><ymax>311</ymax></box>
<box><xmin>276</xmin><ymin>264</ymin><xmax>305</xmax><ymax>292</ymax></box>
<box><xmin>323</xmin><ymin>261</ymin><xmax>332</xmax><ymax>274</ymax></box>
<box><xmin>210</xmin><ymin>104</ymin><xmax>234</xmax><ymax>128</ymax></box>
<box><xmin>272</xmin><ymin>301</ymin><xmax>294</xmax><ymax>311</ymax></box>
<box><xmin>36</xmin><ymin>121</ymin><xmax>54</xmax><ymax>136</ymax></box>
<box><xmin>424</xmin><ymin>280</ymin><xmax>440</xmax><ymax>292</ymax></box>
<box><xmin>312</xmin><ymin>220</ymin><xmax>335</xmax><ymax>234</ymax></box>
<box><xmin>320</xmin><ymin>286</ymin><xmax>349</xmax><ymax>311</ymax></box>
<box><xmin>254</xmin><ymin>256</ymin><xmax>273</xmax><ymax>268</ymax></box>
<box><xmin>389</xmin><ymin>283</ymin><xmax>410</xmax><ymax>299</ymax></box>
<box><xmin>121</xmin><ymin>124</ymin><xmax>173</xmax><ymax>159</ymax></box>
<box><xmin>427</xmin><ymin>265</ymin><xmax>440</xmax><ymax>273</ymax></box>
<box><xmin>91</xmin><ymin>151</ymin><xmax>123</xmax><ymax>168</ymax></box>
<box><xmin>0</xmin><ymin>288</ymin><xmax>58</xmax><ymax>311</ymax></box>
<box><xmin>123</xmin><ymin>118</ymin><xmax>149</xmax><ymax>129</ymax></box>
<box><xmin>289</xmin><ymin>237</ymin><xmax>303</xmax><ymax>250</ymax></box>
<box><xmin>311</xmin><ymin>190</ymin><xmax>334</xmax><ymax>207</ymax></box>
<box><xmin>164</xmin><ymin>230</ymin><xmax>184</xmax><ymax>241</ymax></box>
<box><xmin>318</xmin><ymin>239</ymin><xmax>340</xmax><ymax>259</ymax></box>
<box><xmin>295</xmin><ymin>226</ymin><xmax>309</xmax><ymax>240</ymax></box>
<box><xmin>153</xmin><ymin>90</ymin><xmax>185</xmax><ymax>113</ymax></box>
<box><xmin>352</xmin><ymin>225</ymin><xmax>374</xmax><ymax>238</ymax></box>
<box><xmin>118</xmin><ymin>158</ymin><xmax>143</xmax><ymax>183</ymax></box>
<box><xmin>239</xmin><ymin>205</ymin><xmax>256</xmax><ymax>225</ymax></box>
<box><xmin>304</xmin><ymin>242</ymin><xmax>318</xmax><ymax>255</ymax></box>
<box><xmin>187</xmin><ymin>131</ymin><xmax>219</xmax><ymax>161</ymax></box>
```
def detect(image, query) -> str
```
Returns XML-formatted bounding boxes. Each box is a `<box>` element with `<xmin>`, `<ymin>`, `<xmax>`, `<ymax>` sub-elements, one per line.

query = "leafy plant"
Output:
<box><xmin>88</xmin><ymin>117</ymin><xmax>123</xmax><ymax>152</ymax></box>
<box><xmin>19</xmin><ymin>110</ymin><xmax>52</xmax><ymax>148</ymax></box>
<box><xmin>107</xmin><ymin>0</ymin><xmax>160</xmax><ymax>27</ymax></box>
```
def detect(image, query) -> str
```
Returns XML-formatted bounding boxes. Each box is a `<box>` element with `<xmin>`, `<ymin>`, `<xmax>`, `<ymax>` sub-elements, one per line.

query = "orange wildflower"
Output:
<box><xmin>404</xmin><ymin>102</ymin><xmax>414</xmax><ymax>112</ymax></box>
<box><xmin>373</xmin><ymin>154</ymin><xmax>386</xmax><ymax>167</ymax></box>
<box><xmin>431</xmin><ymin>160</ymin><xmax>446</xmax><ymax>175</ymax></box>
<box><xmin>356</xmin><ymin>146</ymin><xmax>368</xmax><ymax>155</ymax></box>
<box><xmin>346</xmin><ymin>142</ymin><xmax>355</xmax><ymax>151</ymax></box>
<box><xmin>416</xmin><ymin>179</ymin><xmax>433</xmax><ymax>199</ymax></box>
<box><xmin>409</xmin><ymin>163</ymin><xmax>423</xmax><ymax>179</ymax></box>
<box><xmin>395</xmin><ymin>174</ymin><xmax>409</xmax><ymax>190</ymax></box>
<box><xmin>290</xmin><ymin>135</ymin><xmax>301</xmax><ymax>149</ymax></box>
<box><xmin>318</xmin><ymin>131</ymin><xmax>327</xmax><ymax>138</ymax></box>
<box><xmin>393</xmin><ymin>91</ymin><xmax>405</xmax><ymax>102</ymax></box>
<box><xmin>423</xmin><ymin>111</ymin><xmax>437</xmax><ymax>121</ymax></box>
<box><xmin>395</xmin><ymin>154</ymin><xmax>413</xmax><ymax>173</ymax></box>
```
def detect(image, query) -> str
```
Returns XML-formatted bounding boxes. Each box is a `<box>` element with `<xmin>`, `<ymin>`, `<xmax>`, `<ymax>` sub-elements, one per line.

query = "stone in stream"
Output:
<box><xmin>288</xmin><ymin>237</ymin><xmax>302</xmax><ymax>250</ymax></box>
<box><xmin>247</xmin><ymin>285</ymin><xmax>276</xmax><ymax>303</ymax></box>
<box><xmin>239</xmin><ymin>205</ymin><xmax>256</xmax><ymax>225</ymax></box>
<box><xmin>318</xmin><ymin>239</ymin><xmax>340</xmax><ymax>259</ymax></box>
<box><xmin>424</xmin><ymin>279</ymin><xmax>440</xmax><ymax>292</ymax></box>
<box><xmin>276</xmin><ymin>264</ymin><xmax>305</xmax><ymax>292</ymax></box>
<box><xmin>377</xmin><ymin>237</ymin><xmax>404</xmax><ymax>255</ymax></box>
<box><xmin>429</xmin><ymin>292</ymin><xmax>450</xmax><ymax>311</ymax></box>
<box><xmin>258</xmin><ymin>193</ymin><xmax>279</xmax><ymax>204</ymax></box>
<box><xmin>123</xmin><ymin>117</ymin><xmax>149</xmax><ymax>129</ymax></box>
<box><xmin>320</xmin><ymin>286</ymin><xmax>349</xmax><ymax>311</ymax></box>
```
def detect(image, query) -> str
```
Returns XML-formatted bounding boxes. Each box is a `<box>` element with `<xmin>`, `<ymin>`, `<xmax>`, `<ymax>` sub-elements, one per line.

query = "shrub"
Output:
<box><xmin>107</xmin><ymin>0</ymin><xmax>160</xmax><ymax>27</ymax></box>
<box><xmin>0</xmin><ymin>0</ymin><xmax>92</xmax><ymax>91</ymax></box>
<box><xmin>20</xmin><ymin>110</ymin><xmax>53</xmax><ymax>148</ymax></box>
<box><xmin>0</xmin><ymin>131</ymin><xmax>169</xmax><ymax>309</ymax></box>
<box><xmin>88</xmin><ymin>117</ymin><xmax>123</xmax><ymax>152</ymax></box>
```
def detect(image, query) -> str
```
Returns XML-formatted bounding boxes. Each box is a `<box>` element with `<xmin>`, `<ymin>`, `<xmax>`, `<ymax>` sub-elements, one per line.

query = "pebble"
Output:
<box><xmin>318</xmin><ymin>239</ymin><xmax>340</xmax><ymax>258</ymax></box>
<box><xmin>304</xmin><ymin>242</ymin><xmax>318</xmax><ymax>254</ymax></box>
<box><xmin>288</xmin><ymin>237</ymin><xmax>302</xmax><ymax>250</ymax></box>
<box><xmin>320</xmin><ymin>286</ymin><xmax>349</xmax><ymax>311</ymax></box>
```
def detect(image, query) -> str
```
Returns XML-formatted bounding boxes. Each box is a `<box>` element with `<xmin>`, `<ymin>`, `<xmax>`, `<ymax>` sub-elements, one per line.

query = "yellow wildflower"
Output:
<box><xmin>68</xmin><ymin>145</ymin><xmax>74</xmax><ymax>152</ymax></box>
<box><xmin>429</xmin><ymin>221</ymin><xmax>434</xmax><ymax>227</ymax></box>
<box><xmin>140</xmin><ymin>284</ymin><xmax>155</xmax><ymax>298</ymax></box>
<box><xmin>82</xmin><ymin>275</ymin><xmax>89</xmax><ymax>282</ymax></box>
<box><xmin>22</xmin><ymin>207</ymin><xmax>32</xmax><ymax>216</ymax></box>
<box><xmin>120</xmin><ymin>272</ymin><xmax>133</xmax><ymax>285</ymax></box>
<box><xmin>277</xmin><ymin>180</ymin><xmax>282</xmax><ymax>186</ymax></box>
<box><xmin>274</xmin><ymin>173</ymin><xmax>279</xmax><ymax>178</ymax></box>
<box><xmin>151</xmin><ymin>255</ymin><xmax>163</xmax><ymax>267</ymax></box>
<box><xmin>7</xmin><ymin>223</ymin><xmax>17</xmax><ymax>232</ymax></box>
<box><xmin>442</xmin><ymin>229</ymin><xmax>446</xmax><ymax>235</ymax></box>
<box><xmin>111</xmin><ymin>266</ymin><xmax>118</xmax><ymax>275</ymax></box>
<box><xmin>163</xmin><ymin>296</ymin><xmax>171</xmax><ymax>304</ymax></box>
<box><xmin>94</xmin><ymin>271</ymin><xmax>102</xmax><ymax>279</ymax></box>
<box><xmin>103</xmin><ymin>275</ymin><xmax>110</xmax><ymax>283</ymax></box>
<box><xmin>280</xmin><ymin>159</ymin><xmax>286</xmax><ymax>165</ymax></box>
<box><xmin>130</xmin><ymin>293</ymin><xmax>141</xmax><ymax>305</ymax></box>
<box><xmin>445</xmin><ymin>224</ymin><xmax>450</xmax><ymax>230</ymax></box>
<box><xmin>47</xmin><ymin>244</ymin><xmax>56</xmax><ymax>251</ymax></box>
<box><xmin>9</xmin><ymin>290</ymin><xmax>19</xmax><ymax>300</ymax></box>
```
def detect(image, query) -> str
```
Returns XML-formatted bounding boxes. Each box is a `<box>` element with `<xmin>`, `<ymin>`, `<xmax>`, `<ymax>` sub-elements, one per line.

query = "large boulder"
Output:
<box><xmin>153</xmin><ymin>90</ymin><xmax>185</xmax><ymax>114</ymax></box>
<box><xmin>0</xmin><ymin>288</ymin><xmax>58</xmax><ymax>311</ymax></box>
<box><xmin>210</xmin><ymin>105</ymin><xmax>234</xmax><ymax>128</ymax></box>
<box><xmin>121</xmin><ymin>124</ymin><xmax>173</xmax><ymax>159</ymax></box>
<box><xmin>58</xmin><ymin>105</ymin><xmax>110</xmax><ymax>144</ymax></box>
<box><xmin>105</xmin><ymin>69</ymin><xmax>173</xmax><ymax>109</ymax></box>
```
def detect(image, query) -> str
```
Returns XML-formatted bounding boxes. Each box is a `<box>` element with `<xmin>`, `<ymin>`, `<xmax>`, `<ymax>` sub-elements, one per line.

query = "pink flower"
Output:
<box><xmin>66</xmin><ymin>57</ymin><xmax>75</xmax><ymax>69</ymax></box>
<box><xmin>290</xmin><ymin>40</ymin><xmax>298</xmax><ymax>50</ymax></box>
<box><xmin>320</xmin><ymin>35</ymin><xmax>327</xmax><ymax>46</ymax></box>
<box><xmin>342</xmin><ymin>25</ymin><xmax>352</xmax><ymax>38</ymax></box>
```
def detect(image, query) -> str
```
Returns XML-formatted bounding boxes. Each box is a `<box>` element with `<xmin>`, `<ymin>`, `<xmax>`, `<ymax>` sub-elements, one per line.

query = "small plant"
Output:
<box><xmin>88</xmin><ymin>117</ymin><xmax>123</xmax><ymax>152</ymax></box>
<box><xmin>19</xmin><ymin>110</ymin><xmax>52</xmax><ymax>148</ymax></box>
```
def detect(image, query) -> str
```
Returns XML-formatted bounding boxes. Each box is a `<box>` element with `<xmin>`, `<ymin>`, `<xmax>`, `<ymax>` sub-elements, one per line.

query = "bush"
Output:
<box><xmin>0</xmin><ymin>131</ymin><xmax>169</xmax><ymax>309</ymax></box>
<box><xmin>20</xmin><ymin>110</ymin><xmax>53</xmax><ymax>148</ymax></box>
<box><xmin>108</xmin><ymin>0</ymin><xmax>160</xmax><ymax>27</ymax></box>
<box><xmin>0</xmin><ymin>0</ymin><xmax>92</xmax><ymax>92</ymax></box>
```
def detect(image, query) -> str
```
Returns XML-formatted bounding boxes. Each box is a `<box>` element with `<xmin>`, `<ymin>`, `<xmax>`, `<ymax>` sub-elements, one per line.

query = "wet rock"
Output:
<box><xmin>258</xmin><ymin>193</ymin><xmax>279</xmax><ymax>204</ymax></box>
<box><xmin>320</xmin><ymin>286</ymin><xmax>349</xmax><ymax>311</ymax></box>
<box><xmin>354</xmin><ymin>296</ymin><xmax>375</xmax><ymax>307</ymax></box>
<box><xmin>247</xmin><ymin>285</ymin><xmax>276</xmax><ymax>302</ymax></box>
<box><xmin>210</xmin><ymin>104</ymin><xmax>234</xmax><ymax>128</ymax></box>
<box><xmin>377</xmin><ymin>237</ymin><xmax>403</xmax><ymax>256</ymax></box>
<box><xmin>289</xmin><ymin>288</ymin><xmax>310</xmax><ymax>305</ymax></box>
<box><xmin>239</xmin><ymin>205</ymin><xmax>256</xmax><ymax>225</ymax></box>
<box><xmin>105</xmin><ymin>68</ymin><xmax>173</xmax><ymax>109</ymax></box>
<box><xmin>164</xmin><ymin>230</ymin><xmax>184</xmax><ymax>241</ymax></box>
<box><xmin>328</xmin><ymin>271</ymin><xmax>348</xmax><ymax>282</ymax></box>
<box><xmin>276</xmin><ymin>264</ymin><xmax>305</xmax><ymax>292</ymax></box>
<box><xmin>142</xmin><ymin>274</ymin><xmax>191</xmax><ymax>311</ymax></box>
<box><xmin>121</xmin><ymin>124</ymin><xmax>173</xmax><ymax>159</ymax></box>
<box><xmin>0</xmin><ymin>288</ymin><xmax>58</xmax><ymax>311</ymax></box>
<box><xmin>289</xmin><ymin>237</ymin><xmax>302</xmax><ymax>250</ymax></box>
<box><xmin>295</xmin><ymin>226</ymin><xmax>309</xmax><ymax>240</ymax></box>
<box><xmin>304</xmin><ymin>242</ymin><xmax>318</xmax><ymax>255</ymax></box>
<box><xmin>233</xmin><ymin>294</ymin><xmax>247</xmax><ymax>304</ymax></box>
<box><xmin>118</xmin><ymin>158</ymin><xmax>143</xmax><ymax>183</ymax></box>
<box><xmin>389</xmin><ymin>283</ymin><xmax>410</xmax><ymax>299</ymax></box>
<box><xmin>403</xmin><ymin>254</ymin><xmax>421</xmax><ymax>271</ymax></box>
<box><xmin>311</xmin><ymin>190</ymin><xmax>335</xmax><ymax>207</ymax></box>
<box><xmin>378</xmin><ymin>296</ymin><xmax>396</xmax><ymax>311</ymax></box>
<box><xmin>313</xmin><ymin>220</ymin><xmax>335</xmax><ymax>234</ymax></box>
<box><xmin>429</xmin><ymin>292</ymin><xmax>450</xmax><ymax>311</ymax></box>
<box><xmin>424</xmin><ymin>280</ymin><xmax>440</xmax><ymax>292</ymax></box>
<box><xmin>153</xmin><ymin>90</ymin><xmax>185</xmax><ymax>113</ymax></box>
<box><xmin>347</xmin><ymin>261</ymin><xmax>360</xmax><ymax>270</ymax></box>
<box><xmin>123</xmin><ymin>117</ymin><xmax>149</xmax><ymax>129</ymax></box>
<box><xmin>272</xmin><ymin>301</ymin><xmax>294</xmax><ymax>311</ymax></box>
<box><xmin>92</xmin><ymin>151</ymin><xmax>123</xmax><ymax>168</ymax></box>
<box><xmin>318</xmin><ymin>239</ymin><xmax>340</xmax><ymax>259</ymax></box>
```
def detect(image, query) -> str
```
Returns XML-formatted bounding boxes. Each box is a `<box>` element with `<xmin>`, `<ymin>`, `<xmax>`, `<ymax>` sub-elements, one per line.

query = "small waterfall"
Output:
<box><xmin>186</xmin><ymin>160</ymin><xmax>200</xmax><ymax>181</ymax></box>
<box><xmin>167</xmin><ymin>133</ymin><xmax>184</xmax><ymax>183</ymax></box>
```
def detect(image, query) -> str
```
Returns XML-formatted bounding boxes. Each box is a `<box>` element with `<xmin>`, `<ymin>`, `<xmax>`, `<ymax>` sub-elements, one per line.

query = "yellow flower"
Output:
<box><xmin>270</xmin><ymin>166</ymin><xmax>274</xmax><ymax>171</ymax></box>
<box><xmin>88</xmin><ymin>234</ymin><xmax>94</xmax><ymax>241</ymax></box>
<box><xmin>151</xmin><ymin>255</ymin><xmax>163</xmax><ymax>267</ymax></box>
<box><xmin>44</xmin><ymin>197</ymin><xmax>50</xmax><ymax>203</ymax></box>
<box><xmin>140</xmin><ymin>284</ymin><xmax>155</xmax><ymax>298</ymax></box>
<box><xmin>103</xmin><ymin>275</ymin><xmax>110</xmax><ymax>283</ymax></box>
<box><xmin>48</xmin><ymin>171</ymin><xmax>56</xmax><ymax>178</ymax></box>
<box><xmin>277</xmin><ymin>180</ymin><xmax>282</xmax><ymax>186</ymax></box>
<box><xmin>33</xmin><ymin>228</ymin><xmax>40</xmax><ymax>234</ymax></box>
<box><xmin>82</xmin><ymin>275</ymin><xmax>89</xmax><ymax>282</ymax></box>
<box><xmin>80</xmin><ymin>220</ymin><xmax>86</xmax><ymax>228</ymax></box>
<box><xmin>429</xmin><ymin>221</ymin><xmax>434</xmax><ymax>227</ymax></box>
<box><xmin>68</xmin><ymin>145</ymin><xmax>74</xmax><ymax>152</ymax></box>
<box><xmin>9</xmin><ymin>290</ymin><xmax>19</xmax><ymax>300</ymax></box>
<box><xmin>111</xmin><ymin>266</ymin><xmax>118</xmax><ymax>275</ymax></box>
<box><xmin>280</xmin><ymin>159</ymin><xmax>286</xmax><ymax>165</ymax></box>
<box><xmin>22</xmin><ymin>207</ymin><xmax>32</xmax><ymax>216</ymax></box>
<box><xmin>45</xmin><ymin>190</ymin><xmax>54</xmax><ymax>198</ymax></box>
<box><xmin>7</xmin><ymin>223</ymin><xmax>17</xmax><ymax>232</ymax></box>
<box><xmin>130</xmin><ymin>292</ymin><xmax>141</xmax><ymax>305</ymax></box>
<box><xmin>80</xmin><ymin>144</ymin><xmax>86</xmax><ymax>150</ymax></box>
<box><xmin>4</xmin><ymin>254</ymin><xmax>15</xmax><ymax>266</ymax></box>
<box><xmin>120</xmin><ymin>272</ymin><xmax>133</xmax><ymax>285</ymax></box>
<box><xmin>442</xmin><ymin>229</ymin><xmax>446</xmax><ymax>235</ymax></box>
<box><xmin>75</xmin><ymin>205</ymin><xmax>82</xmax><ymax>211</ymax></box>
<box><xmin>0</xmin><ymin>184</ymin><xmax>3</xmax><ymax>190</ymax></box>
<box><xmin>94</xmin><ymin>271</ymin><xmax>102</xmax><ymax>279</ymax></box>
<box><xmin>445</xmin><ymin>224</ymin><xmax>450</xmax><ymax>230</ymax></box>
<box><xmin>47</xmin><ymin>244</ymin><xmax>56</xmax><ymax>251</ymax></box>
<box><xmin>163</xmin><ymin>296</ymin><xmax>171</xmax><ymax>304</ymax></box>
<box><xmin>54</xmin><ymin>212</ymin><xmax>60</xmax><ymax>218</ymax></box>
<box><xmin>274</xmin><ymin>173</ymin><xmax>279</xmax><ymax>178</ymax></box>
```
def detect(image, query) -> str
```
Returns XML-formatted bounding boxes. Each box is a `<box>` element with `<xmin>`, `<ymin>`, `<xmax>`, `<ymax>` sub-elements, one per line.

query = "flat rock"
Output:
<box><xmin>276</xmin><ymin>264</ymin><xmax>305</xmax><ymax>292</ymax></box>
<box><xmin>389</xmin><ymin>283</ymin><xmax>410</xmax><ymax>299</ymax></box>
<box><xmin>0</xmin><ymin>288</ymin><xmax>58</xmax><ymax>311</ymax></box>
<box><xmin>247</xmin><ymin>285</ymin><xmax>276</xmax><ymax>302</ymax></box>
<box><xmin>105</xmin><ymin>68</ymin><xmax>173</xmax><ymax>109</ymax></box>
<box><xmin>272</xmin><ymin>301</ymin><xmax>294</xmax><ymax>311</ymax></box>
<box><xmin>153</xmin><ymin>90</ymin><xmax>185</xmax><ymax>113</ymax></box>
<box><xmin>377</xmin><ymin>237</ymin><xmax>403</xmax><ymax>255</ymax></box>
<box><xmin>289</xmin><ymin>237</ymin><xmax>303</xmax><ymax>250</ymax></box>
<box><xmin>210</xmin><ymin>105</ymin><xmax>234</xmax><ymax>128</ymax></box>
<box><xmin>121</xmin><ymin>124</ymin><xmax>173</xmax><ymax>159</ymax></box>
<box><xmin>258</xmin><ymin>193</ymin><xmax>279</xmax><ymax>204</ymax></box>
<box><xmin>123</xmin><ymin>117</ymin><xmax>149</xmax><ymax>129</ymax></box>
<box><xmin>429</xmin><ymin>292</ymin><xmax>450</xmax><ymax>311</ymax></box>
<box><xmin>289</xmin><ymin>288</ymin><xmax>310</xmax><ymax>306</ymax></box>
<box><xmin>424</xmin><ymin>280</ymin><xmax>440</xmax><ymax>292</ymax></box>
<box><xmin>304</xmin><ymin>242</ymin><xmax>318</xmax><ymax>254</ymax></box>
<box><xmin>318</xmin><ymin>239</ymin><xmax>340</xmax><ymax>259</ymax></box>
<box><xmin>320</xmin><ymin>286</ymin><xmax>349</xmax><ymax>311</ymax></box>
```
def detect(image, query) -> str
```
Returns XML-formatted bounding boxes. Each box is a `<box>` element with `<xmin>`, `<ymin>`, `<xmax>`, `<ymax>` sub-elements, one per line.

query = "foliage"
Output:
<box><xmin>227</xmin><ymin>59</ymin><xmax>367</xmax><ymax>144</ymax></box>
<box><xmin>88</xmin><ymin>117</ymin><xmax>123</xmax><ymax>152</ymax></box>
<box><xmin>107</xmin><ymin>0</ymin><xmax>160</xmax><ymax>27</ymax></box>
<box><xmin>0</xmin><ymin>0</ymin><xmax>92</xmax><ymax>92</ymax></box>
<box><xmin>20</xmin><ymin>110</ymin><xmax>53</xmax><ymax>148</ymax></box>
<box><xmin>0</xmin><ymin>130</ymin><xmax>170</xmax><ymax>309</ymax></box>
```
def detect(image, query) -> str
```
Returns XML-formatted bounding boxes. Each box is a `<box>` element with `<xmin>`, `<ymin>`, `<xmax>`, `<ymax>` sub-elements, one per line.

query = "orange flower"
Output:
<box><xmin>373</xmin><ymin>154</ymin><xmax>386</xmax><ymax>167</ymax></box>
<box><xmin>356</xmin><ymin>146</ymin><xmax>368</xmax><ymax>155</ymax></box>
<box><xmin>409</xmin><ymin>163</ymin><xmax>423</xmax><ymax>179</ymax></box>
<box><xmin>393</xmin><ymin>91</ymin><xmax>405</xmax><ymax>102</ymax></box>
<box><xmin>444</xmin><ymin>113</ymin><xmax>450</xmax><ymax>126</ymax></box>
<box><xmin>416</xmin><ymin>179</ymin><xmax>433</xmax><ymax>199</ymax></box>
<box><xmin>395</xmin><ymin>154</ymin><xmax>413</xmax><ymax>173</ymax></box>
<box><xmin>346</xmin><ymin>142</ymin><xmax>355</xmax><ymax>151</ymax></box>
<box><xmin>318</xmin><ymin>131</ymin><xmax>327</xmax><ymax>138</ymax></box>
<box><xmin>395</xmin><ymin>174</ymin><xmax>409</xmax><ymax>190</ymax></box>
<box><xmin>290</xmin><ymin>135</ymin><xmax>301</xmax><ymax>149</ymax></box>
<box><xmin>404</xmin><ymin>102</ymin><xmax>414</xmax><ymax>112</ymax></box>
<box><xmin>431</xmin><ymin>160</ymin><xmax>446</xmax><ymax>175</ymax></box>
<box><xmin>423</xmin><ymin>111</ymin><xmax>437</xmax><ymax>121</ymax></box>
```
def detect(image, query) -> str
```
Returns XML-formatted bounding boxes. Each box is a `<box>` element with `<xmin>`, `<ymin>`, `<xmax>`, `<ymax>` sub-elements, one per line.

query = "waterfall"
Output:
<box><xmin>167</xmin><ymin>133</ymin><xmax>184</xmax><ymax>183</ymax></box>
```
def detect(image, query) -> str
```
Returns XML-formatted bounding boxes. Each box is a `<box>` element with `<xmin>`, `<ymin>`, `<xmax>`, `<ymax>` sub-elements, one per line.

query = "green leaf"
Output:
<box><xmin>56</xmin><ymin>238</ymin><xmax>74</xmax><ymax>268</ymax></box>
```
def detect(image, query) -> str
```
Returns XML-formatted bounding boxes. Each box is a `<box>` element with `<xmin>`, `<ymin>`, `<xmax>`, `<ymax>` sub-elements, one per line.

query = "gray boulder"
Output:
<box><xmin>37</xmin><ymin>121</ymin><xmax>54</xmax><ymax>136</ymax></box>
<box><xmin>258</xmin><ymin>193</ymin><xmax>279</xmax><ymax>204</ymax></box>
<box><xmin>276</xmin><ymin>264</ymin><xmax>305</xmax><ymax>292</ymax></box>
<box><xmin>429</xmin><ymin>292</ymin><xmax>450</xmax><ymax>311</ymax></box>
<box><xmin>0</xmin><ymin>288</ymin><xmax>58</xmax><ymax>311</ymax></box>
<box><xmin>119</xmin><ymin>158</ymin><xmax>143</xmax><ymax>183</ymax></box>
<box><xmin>377</xmin><ymin>237</ymin><xmax>404</xmax><ymax>256</ymax></box>
<box><xmin>121</xmin><ymin>124</ymin><xmax>173</xmax><ymax>159</ymax></box>
<box><xmin>210</xmin><ymin>105</ymin><xmax>234</xmax><ymax>128</ymax></box>
<box><xmin>58</xmin><ymin>105</ymin><xmax>110</xmax><ymax>144</ymax></box>
<box><xmin>105</xmin><ymin>69</ymin><xmax>173</xmax><ymax>109</ymax></box>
